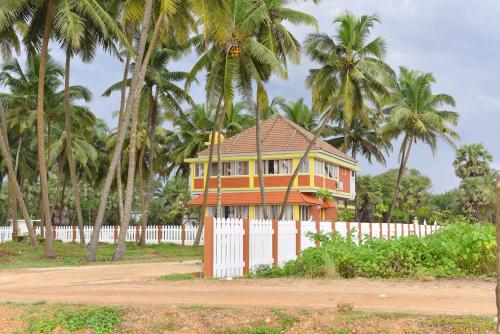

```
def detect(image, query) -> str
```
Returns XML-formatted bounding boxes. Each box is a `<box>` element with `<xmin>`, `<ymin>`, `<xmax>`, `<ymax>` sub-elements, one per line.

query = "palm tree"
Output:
<box><xmin>382</xmin><ymin>67</ymin><xmax>459</xmax><ymax>223</ymax></box>
<box><xmin>453</xmin><ymin>143</ymin><xmax>493</xmax><ymax>179</ymax></box>
<box><xmin>325</xmin><ymin>115</ymin><xmax>390</xmax><ymax>164</ymax></box>
<box><xmin>279</xmin><ymin>13</ymin><xmax>392</xmax><ymax>219</ymax></box>
<box><xmin>86</xmin><ymin>0</ymin><xmax>155</xmax><ymax>262</ymax></box>
<box><xmin>1</xmin><ymin>0</ymin><xmax>127</xmax><ymax>257</ymax></box>
<box><xmin>277</xmin><ymin>98</ymin><xmax>319</xmax><ymax>131</ymax></box>
<box><xmin>188</xmin><ymin>0</ymin><xmax>285</xmax><ymax>243</ymax></box>
<box><xmin>223</xmin><ymin>102</ymin><xmax>254</xmax><ymax>137</ymax></box>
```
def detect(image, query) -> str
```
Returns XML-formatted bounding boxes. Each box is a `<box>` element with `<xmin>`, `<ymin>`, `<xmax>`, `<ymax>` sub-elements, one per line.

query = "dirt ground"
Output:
<box><xmin>0</xmin><ymin>261</ymin><xmax>495</xmax><ymax>316</ymax></box>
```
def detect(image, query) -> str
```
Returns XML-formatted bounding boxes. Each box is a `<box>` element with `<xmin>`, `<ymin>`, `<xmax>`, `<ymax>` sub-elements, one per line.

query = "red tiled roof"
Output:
<box><xmin>197</xmin><ymin>115</ymin><xmax>356</xmax><ymax>163</ymax></box>
<box><xmin>187</xmin><ymin>191</ymin><xmax>336</xmax><ymax>208</ymax></box>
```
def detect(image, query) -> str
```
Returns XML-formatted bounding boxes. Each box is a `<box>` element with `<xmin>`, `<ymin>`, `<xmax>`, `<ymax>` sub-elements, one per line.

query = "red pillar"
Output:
<box><xmin>369</xmin><ymin>222</ymin><xmax>373</xmax><ymax>240</ymax></box>
<box><xmin>203</xmin><ymin>217</ymin><xmax>214</xmax><ymax>278</ymax></box>
<box><xmin>315</xmin><ymin>220</ymin><xmax>321</xmax><ymax>247</ymax></box>
<box><xmin>72</xmin><ymin>225</ymin><xmax>76</xmax><ymax>243</ymax></box>
<box><xmin>158</xmin><ymin>225</ymin><xmax>162</xmax><ymax>244</ymax></box>
<box><xmin>272</xmin><ymin>219</ymin><xmax>279</xmax><ymax>267</ymax></box>
<box><xmin>181</xmin><ymin>224</ymin><xmax>186</xmax><ymax>246</ymax></box>
<box><xmin>135</xmin><ymin>225</ymin><xmax>139</xmax><ymax>241</ymax></box>
<box><xmin>357</xmin><ymin>222</ymin><xmax>362</xmax><ymax>245</ymax></box>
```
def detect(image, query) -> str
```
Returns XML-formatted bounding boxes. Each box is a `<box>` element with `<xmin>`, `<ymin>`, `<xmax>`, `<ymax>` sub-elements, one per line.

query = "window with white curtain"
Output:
<box><xmin>211</xmin><ymin>161</ymin><xmax>249</xmax><ymax>176</ymax></box>
<box><xmin>299</xmin><ymin>205</ymin><xmax>310</xmax><ymax>221</ymax></box>
<box><xmin>255</xmin><ymin>205</ymin><xmax>293</xmax><ymax>220</ymax></box>
<box><xmin>314</xmin><ymin>159</ymin><xmax>325</xmax><ymax>176</ymax></box>
<box><xmin>298</xmin><ymin>158</ymin><xmax>310</xmax><ymax>173</ymax></box>
<box><xmin>194</xmin><ymin>163</ymin><xmax>204</xmax><ymax>177</ymax></box>
<box><xmin>263</xmin><ymin>159</ymin><xmax>292</xmax><ymax>175</ymax></box>
<box><xmin>315</xmin><ymin>159</ymin><xmax>339</xmax><ymax>179</ymax></box>
<box><xmin>207</xmin><ymin>206</ymin><xmax>249</xmax><ymax>218</ymax></box>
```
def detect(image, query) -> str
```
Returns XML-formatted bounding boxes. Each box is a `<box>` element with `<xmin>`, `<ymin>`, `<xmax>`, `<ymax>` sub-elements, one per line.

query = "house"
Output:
<box><xmin>185</xmin><ymin>115</ymin><xmax>358</xmax><ymax>221</ymax></box>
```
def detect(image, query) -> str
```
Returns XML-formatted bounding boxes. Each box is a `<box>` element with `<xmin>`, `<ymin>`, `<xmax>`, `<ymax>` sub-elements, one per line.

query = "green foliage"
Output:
<box><xmin>27</xmin><ymin>305</ymin><xmax>121</xmax><ymax>334</ymax></box>
<box><xmin>257</xmin><ymin>223</ymin><xmax>495</xmax><ymax>279</ymax></box>
<box><xmin>315</xmin><ymin>188</ymin><xmax>333</xmax><ymax>202</ymax></box>
<box><xmin>337</xmin><ymin>209</ymin><xmax>353</xmax><ymax>222</ymax></box>
<box><xmin>453</xmin><ymin>143</ymin><xmax>493</xmax><ymax>179</ymax></box>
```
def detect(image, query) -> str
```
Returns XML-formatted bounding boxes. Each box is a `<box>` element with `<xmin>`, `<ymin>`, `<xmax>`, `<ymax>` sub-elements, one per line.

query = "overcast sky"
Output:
<box><xmin>44</xmin><ymin>0</ymin><xmax>499</xmax><ymax>193</ymax></box>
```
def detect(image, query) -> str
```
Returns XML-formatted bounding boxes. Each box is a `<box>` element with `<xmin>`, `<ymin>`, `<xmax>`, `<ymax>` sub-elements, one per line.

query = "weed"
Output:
<box><xmin>159</xmin><ymin>273</ymin><xmax>196</xmax><ymax>281</ymax></box>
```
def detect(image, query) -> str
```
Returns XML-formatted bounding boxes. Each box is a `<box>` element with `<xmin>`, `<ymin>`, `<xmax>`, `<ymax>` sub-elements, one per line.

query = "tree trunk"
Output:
<box><xmin>139</xmin><ymin>86</ymin><xmax>155</xmax><ymax>247</ymax></box>
<box><xmin>145</xmin><ymin>88</ymin><xmax>159</xmax><ymax>243</ymax></box>
<box><xmin>0</xmin><ymin>102</ymin><xmax>37</xmax><ymax>248</ymax></box>
<box><xmin>86</xmin><ymin>0</ymin><xmax>154</xmax><ymax>262</ymax></box>
<box><xmin>59</xmin><ymin>172</ymin><xmax>68</xmax><ymax>224</ymax></box>
<box><xmin>495</xmin><ymin>174</ymin><xmax>500</xmax><ymax>333</ymax></box>
<box><xmin>36</xmin><ymin>0</ymin><xmax>55</xmax><ymax>257</ymax></box>
<box><xmin>386</xmin><ymin>136</ymin><xmax>413</xmax><ymax>224</ymax></box>
<box><xmin>193</xmin><ymin>95</ymin><xmax>224</xmax><ymax>246</ymax></box>
<box><xmin>63</xmin><ymin>52</ymin><xmax>86</xmax><ymax>246</ymax></box>
<box><xmin>112</xmin><ymin>12</ymin><xmax>165</xmax><ymax>261</ymax></box>
<box><xmin>116</xmin><ymin>29</ymin><xmax>133</xmax><ymax>223</ymax></box>
<box><xmin>255</xmin><ymin>87</ymin><xmax>268</xmax><ymax>220</ymax></box>
<box><xmin>279</xmin><ymin>105</ymin><xmax>337</xmax><ymax>220</ymax></box>
<box><xmin>216</xmin><ymin>120</ymin><xmax>223</xmax><ymax>218</ymax></box>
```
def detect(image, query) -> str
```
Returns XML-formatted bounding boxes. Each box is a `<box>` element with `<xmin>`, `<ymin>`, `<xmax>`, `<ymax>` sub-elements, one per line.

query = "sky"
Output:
<box><xmin>37</xmin><ymin>0</ymin><xmax>500</xmax><ymax>193</ymax></box>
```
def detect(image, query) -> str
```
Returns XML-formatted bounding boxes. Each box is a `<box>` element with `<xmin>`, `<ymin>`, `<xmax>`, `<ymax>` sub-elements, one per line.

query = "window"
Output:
<box><xmin>208</xmin><ymin>206</ymin><xmax>249</xmax><ymax>218</ymax></box>
<box><xmin>325</xmin><ymin>163</ymin><xmax>338</xmax><ymax>179</ymax></box>
<box><xmin>314</xmin><ymin>159</ymin><xmax>325</xmax><ymax>176</ymax></box>
<box><xmin>263</xmin><ymin>159</ymin><xmax>292</xmax><ymax>175</ymax></box>
<box><xmin>299</xmin><ymin>205</ymin><xmax>310</xmax><ymax>221</ymax></box>
<box><xmin>211</xmin><ymin>161</ymin><xmax>249</xmax><ymax>176</ymax></box>
<box><xmin>298</xmin><ymin>158</ymin><xmax>310</xmax><ymax>173</ymax></box>
<box><xmin>255</xmin><ymin>205</ymin><xmax>293</xmax><ymax>220</ymax></box>
<box><xmin>194</xmin><ymin>163</ymin><xmax>204</xmax><ymax>177</ymax></box>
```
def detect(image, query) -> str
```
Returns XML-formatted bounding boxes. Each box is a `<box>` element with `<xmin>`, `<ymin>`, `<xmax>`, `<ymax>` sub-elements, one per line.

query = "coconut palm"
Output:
<box><xmin>277</xmin><ymin>98</ymin><xmax>319</xmax><ymax>131</ymax></box>
<box><xmin>381</xmin><ymin>67</ymin><xmax>459</xmax><ymax>223</ymax></box>
<box><xmin>279</xmin><ymin>13</ymin><xmax>392</xmax><ymax>219</ymax></box>
<box><xmin>187</xmin><ymin>0</ymin><xmax>286</xmax><ymax>243</ymax></box>
<box><xmin>1</xmin><ymin>0</ymin><xmax>127</xmax><ymax>257</ymax></box>
<box><xmin>453</xmin><ymin>143</ymin><xmax>493</xmax><ymax>179</ymax></box>
<box><xmin>223</xmin><ymin>102</ymin><xmax>254</xmax><ymax>137</ymax></box>
<box><xmin>325</xmin><ymin>114</ymin><xmax>390</xmax><ymax>164</ymax></box>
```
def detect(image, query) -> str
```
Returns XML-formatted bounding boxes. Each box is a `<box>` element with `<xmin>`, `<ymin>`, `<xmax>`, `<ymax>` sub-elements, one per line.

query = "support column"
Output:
<box><xmin>295</xmin><ymin>220</ymin><xmax>301</xmax><ymax>256</ymax></box>
<box><xmin>181</xmin><ymin>223</ymin><xmax>186</xmax><ymax>245</ymax></box>
<box><xmin>272</xmin><ymin>219</ymin><xmax>278</xmax><ymax>267</ymax></box>
<box><xmin>203</xmin><ymin>217</ymin><xmax>214</xmax><ymax>278</ymax></box>
<box><xmin>158</xmin><ymin>225</ymin><xmax>162</xmax><ymax>244</ymax></box>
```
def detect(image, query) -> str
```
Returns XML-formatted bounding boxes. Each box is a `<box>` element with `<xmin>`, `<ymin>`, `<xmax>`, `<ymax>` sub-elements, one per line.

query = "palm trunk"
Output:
<box><xmin>59</xmin><ymin>172</ymin><xmax>68</xmax><ymax>224</ymax></box>
<box><xmin>112</xmin><ymin>12</ymin><xmax>165</xmax><ymax>261</ymax></box>
<box><xmin>193</xmin><ymin>95</ymin><xmax>224</xmax><ymax>246</ymax></box>
<box><xmin>116</xmin><ymin>29</ymin><xmax>133</xmax><ymax>223</ymax></box>
<box><xmin>216</xmin><ymin>125</ymin><xmax>223</xmax><ymax>217</ymax></box>
<box><xmin>255</xmin><ymin>88</ymin><xmax>268</xmax><ymax>220</ymax></box>
<box><xmin>386</xmin><ymin>136</ymin><xmax>413</xmax><ymax>224</ymax></box>
<box><xmin>36</xmin><ymin>0</ymin><xmax>55</xmax><ymax>257</ymax></box>
<box><xmin>85</xmin><ymin>0</ymin><xmax>154</xmax><ymax>262</ymax></box>
<box><xmin>495</xmin><ymin>174</ymin><xmax>500</xmax><ymax>333</ymax></box>
<box><xmin>63</xmin><ymin>52</ymin><xmax>86</xmax><ymax>246</ymax></box>
<box><xmin>139</xmin><ymin>87</ymin><xmax>155</xmax><ymax>247</ymax></box>
<box><xmin>0</xmin><ymin>102</ymin><xmax>37</xmax><ymax>248</ymax></box>
<box><xmin>138</xmin><ymin>141</ymin><xmax>147</xmax><ymax>247</ymax></box>
<box><xmin>9</xmin><ymin>135</ymin><xmax>22</xmax><ymax>234</ymax></box>
<box><xmin>279</xmin><ymin>105</ymin><xmax>337</xmax><ymax>220</ymax></box>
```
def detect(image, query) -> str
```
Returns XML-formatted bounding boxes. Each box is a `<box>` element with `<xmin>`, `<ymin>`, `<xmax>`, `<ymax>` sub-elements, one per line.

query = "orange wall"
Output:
<box><xmin>298</xmin><ymin>175</ymin><xmax>310</xmax><ymax>187</ymax></box>
<box><xmin>339</xmin><ymin>167</ymin><xmax>351</xmax><ymax>193</ymax></box>
<box><xmin>193</xmin><ymin>177</ymin><xmax>250</xmax><ymax>190</ymax></box>
<box><xmin>254</xmin><ymin>175</ymin><xmax>292</xmax><ymax>187</ymax></box>
<box><xmin>314</xmin><ymin>176</ymin><xmax>324</xmax><ymax>187</ymax></box>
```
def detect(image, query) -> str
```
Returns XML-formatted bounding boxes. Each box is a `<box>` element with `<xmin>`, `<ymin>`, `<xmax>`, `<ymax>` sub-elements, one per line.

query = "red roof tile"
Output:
<box><xmin>187</xmin><ymin>191</ymin><xmax>335</xmax><ymax>208</ymax></box>
<box><xmin>197</xmin><ymin>115</ymin><xmax>356</xmax><ymax>163</ymax></box>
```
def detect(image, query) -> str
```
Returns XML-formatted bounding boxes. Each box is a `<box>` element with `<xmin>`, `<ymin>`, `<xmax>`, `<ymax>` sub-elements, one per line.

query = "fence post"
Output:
<box><xmin>295</xmin><ymin>220</ymin><xmax>301</xmax><ymax>256</ymax></box>
<box><xmin>418</xmin><ymin>223</ymin><xmax>421</xmax><ymax>238</ymax></box>
<box><xmin>52</xmin><ymin>226</ymin><xmax>56</xmax><ymax>240</ymax></box>
<box><xmin>332</xmin><ymin>221</ymin><xmax>336</xmax><ymax>235</ymax></box>
<box><xmin>394</xmin><ymin>223</ymin><xmax>398</xmax><ymax>238</ymax></box>
<box><xmin>243</xmin><ymin>219</ymin><xmax>250</xmax><ymax>275</ymax></box>
<box><xmin>315</xmin><ymin>220</ymin><xmax>320</xmax><ymax>247</ymax></box>
<box><xmin>357</xmin><ymin>222</ymin><xmax>362</xmax><ymax>245</ymax></box>
<box><xmin>272</xmin><ymin>219</ymin><xmax>278</xmax><ymax>267</ymax></box>
<box><xmin>346</xmin><ymin>221</ymin><xmax>351</xmax><ymax>240</ymax></box>
<box><xmin>181</xmin><ymin>223</ymin><xmax>186</xmax><ymax>246</ymax></box>
<box><xmin>114</xmin><ymin>225</ymin><xmax>118</xmax><ymax>243</ymax></box>
<box><xmin>158</xmin><ymin>225</ymin><xmax>162</xmax><ymax>244</ymax></box>
<box><xmin>369</xmin><ymin>222</ymin><xmax>373</xmax><ymax>240</ymax></box>
<box><xmin>387</xmin><ymin>222</ymin><xmax>391</xmax><ymax>240</ymax></box>
<box><xmin>135</xmin><ymin>225</ymin><xmax>139</xmax><ymax>241</ymax></box>
<box><xmin>203</xmin><ymin>217</ymin><xmax>214</xmax><ymax>278</ymax></box>
<box><xmin>379</xmin><ymin>222</ymin><xmax>382</xmax><ymax>238</ymax></box>
<box><xmin>72</xmin><ymin>225</ymin><xmax>76</xmax><ymax>243</ymax></box>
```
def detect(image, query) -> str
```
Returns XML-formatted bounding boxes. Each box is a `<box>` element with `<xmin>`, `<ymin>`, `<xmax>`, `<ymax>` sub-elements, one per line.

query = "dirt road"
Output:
<box><xmin>0</xmin><ymin>262</ymin><xmax>494</xmax><ymax>315</ymax></box>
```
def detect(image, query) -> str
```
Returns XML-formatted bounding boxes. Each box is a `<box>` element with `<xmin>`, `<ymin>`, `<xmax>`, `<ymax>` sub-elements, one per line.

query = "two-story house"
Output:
<box><xmin>185</xmin><ymin>115</ymin><xmax>358</xmax><ymax>221</ymax></box>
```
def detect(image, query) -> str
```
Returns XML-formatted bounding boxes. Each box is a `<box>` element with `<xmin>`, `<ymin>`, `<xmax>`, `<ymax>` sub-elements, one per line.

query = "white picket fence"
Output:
<box><xmin>0</xmin><ymin>224</ymin><xmax>203</xmax><ymax>245</ymax></box>
<box><xmin>207</xmin><ymin>218</ymin><xmax>441</xmax><ymax>278</ymax></box>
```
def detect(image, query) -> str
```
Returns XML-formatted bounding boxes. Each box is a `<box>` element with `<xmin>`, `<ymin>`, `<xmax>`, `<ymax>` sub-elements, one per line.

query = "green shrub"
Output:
<box><xmin>259</xmin><ymin>223</ymin><xmax>495</xmax><ymax>279</ymax></box>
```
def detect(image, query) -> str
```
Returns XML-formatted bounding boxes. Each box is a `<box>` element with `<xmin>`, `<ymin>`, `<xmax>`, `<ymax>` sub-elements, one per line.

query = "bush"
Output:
<box><xmin>259</xmin><ymin>223</ymin><xmax>495</xmax><ymax>279</ymax></box>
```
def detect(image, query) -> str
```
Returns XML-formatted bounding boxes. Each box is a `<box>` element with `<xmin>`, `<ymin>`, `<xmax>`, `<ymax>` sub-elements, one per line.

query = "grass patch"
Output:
<box><xmin>0</xmin><ymin>240</ymin><xmax>202</xmax><ymax>269</ymax></box>
<box><xmin>24</xmin><ymin>304</ymin><xmax>121</xmax><ymax>334</ymax></box>
<box><xmin>159</xmin><ymin>273</ymin><xmax>197</xmax><ymax>281</ymax></box>
<box><xmin>422</xmin><ymin>314</ymin><xmax>495</xmax><ymax>333</ymax></box>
